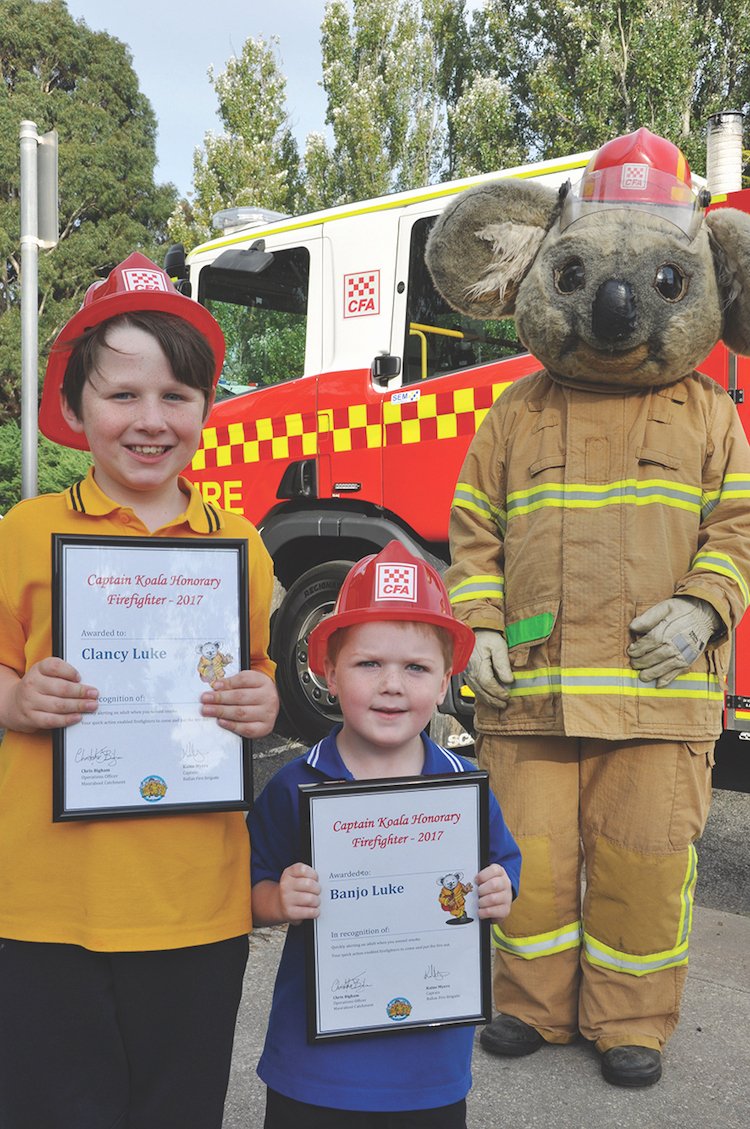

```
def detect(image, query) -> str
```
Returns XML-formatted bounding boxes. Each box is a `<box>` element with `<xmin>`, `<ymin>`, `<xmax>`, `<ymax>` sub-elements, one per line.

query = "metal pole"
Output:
<box><xmin>19</xmin><ymin>120</ymin><xmax>39</xmax><ymax>499</ymax></box>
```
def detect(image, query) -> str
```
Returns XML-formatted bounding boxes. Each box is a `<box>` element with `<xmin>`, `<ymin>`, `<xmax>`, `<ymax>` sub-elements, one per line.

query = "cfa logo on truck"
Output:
<box><xmin>376</xmin><ymin>561</ymin><xmax>417</xmax><ymax>601</ymax></box>
<box><xmin>344</xmin><ymin>271</ymin><xmax>380</xmax><ymax>317</ymax></box>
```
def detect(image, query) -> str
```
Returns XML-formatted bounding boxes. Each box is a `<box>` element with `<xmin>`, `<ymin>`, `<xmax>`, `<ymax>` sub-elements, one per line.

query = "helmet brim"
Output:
<box><xmin>308</xmin><ymin>605</ymin><xmax>476</xmax><ymax>677</ymax></box>
<box><xmin>39</xmin><ymin>289</ymin><xmax>225</xmax><ymax>451</ymax></box>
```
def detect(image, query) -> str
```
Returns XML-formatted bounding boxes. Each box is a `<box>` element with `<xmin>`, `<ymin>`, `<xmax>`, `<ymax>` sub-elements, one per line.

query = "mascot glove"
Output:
<box><xmin>464</xmin><ymin>629</ymin><xmax>514</xmax><ymax>709</ymax></box>
<box><xmin>628</xmin><ymin>596</ymin><xmax>722</xmax><ymax>688</ymax></box>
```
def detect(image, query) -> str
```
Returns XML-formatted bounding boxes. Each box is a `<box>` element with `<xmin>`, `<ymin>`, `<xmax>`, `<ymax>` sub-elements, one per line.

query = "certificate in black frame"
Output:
<box><xmin>51</xmin><ymin>534</ymin><xmax>251</xmax><ymax>821</ymax></box>
<box><xmin>299</xmin><ymin>771</ymin><xmax>491</xmax><ymax>1042</ymax></box>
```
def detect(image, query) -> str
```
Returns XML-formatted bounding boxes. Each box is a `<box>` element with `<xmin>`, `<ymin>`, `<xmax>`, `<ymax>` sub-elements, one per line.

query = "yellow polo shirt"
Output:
<box><xmin>0</xmin><ymin>470</ymin><xmax>275</xmax><ymax>951</ymax></box>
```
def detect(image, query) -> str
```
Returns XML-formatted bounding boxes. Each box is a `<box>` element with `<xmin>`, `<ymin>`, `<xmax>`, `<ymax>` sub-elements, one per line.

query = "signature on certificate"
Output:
<box><xmin>181</xmin><ymin>742</ymin><xmax>208</xmax><ymax>766</ymax></box>
<box><xmin>424</xmin><ymin>963</ymin><xmax>449</xmax><ymax>981</ymax></box>
<box><xmin>74</xmin><ymin>746</ymin><xmax>122</xmax><ymax>766</ymax></box>
<box><xmin>331</xmin><ymin>972</ymin><xmax>371</xmax><ymax>993</ymax></box>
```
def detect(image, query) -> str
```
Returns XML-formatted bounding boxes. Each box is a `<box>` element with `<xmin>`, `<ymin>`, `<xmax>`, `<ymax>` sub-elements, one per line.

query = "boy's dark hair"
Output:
<box><xmin>61</xmin><ymin>311</ymin><xmax>216</xmax><ymax>419</ymax></box>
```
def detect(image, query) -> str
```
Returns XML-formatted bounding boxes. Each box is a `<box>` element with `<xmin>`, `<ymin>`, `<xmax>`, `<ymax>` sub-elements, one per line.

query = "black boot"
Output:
<box><xmin>601</xmin><ymin>1045</ymin><xmax>662</xmax><ymax>1087</ymax></box>
<box><xmin>479</xmin><ymin>1014</ymin><xmax>544</xmax><ymax>1057</ymax></box>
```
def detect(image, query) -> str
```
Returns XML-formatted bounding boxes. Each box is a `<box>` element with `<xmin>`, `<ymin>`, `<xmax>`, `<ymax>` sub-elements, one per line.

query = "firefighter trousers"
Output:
<box><xmin>477</xmin><ymin>733</ymin><xmax>714</xmax><ymax>1052</ymax></box>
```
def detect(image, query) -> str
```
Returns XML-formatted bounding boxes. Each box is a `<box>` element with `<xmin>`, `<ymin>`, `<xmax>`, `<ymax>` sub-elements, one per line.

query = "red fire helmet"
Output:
<box><xmin>307</xmin><ymin>540</ymin><xmax>476</xmax><ymax>676</ymax></box>
<box><xmin>561</xmin><ymin>127</ymin><xmax>709</xmax><ymax>238</ymax></box>
<box><xmin>39</xmin><ymin>252</ymin><xmax>225</xmax><ymax>450</ymax></box>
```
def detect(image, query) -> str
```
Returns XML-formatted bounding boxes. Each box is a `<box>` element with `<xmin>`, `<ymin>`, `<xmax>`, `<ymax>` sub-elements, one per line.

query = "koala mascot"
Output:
<box><xmin>426</xmin><ymin>128</ymin><xmax>750</xmax><ymax>1087</ymax></box>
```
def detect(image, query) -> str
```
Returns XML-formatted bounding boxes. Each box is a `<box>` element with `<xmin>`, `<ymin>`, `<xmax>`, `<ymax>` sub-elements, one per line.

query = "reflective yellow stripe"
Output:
<box><xmin>692</xmin><ymin>548</ymin><xmax>750</xmax><ymax>609</ymax></box>
<box><xmin>700</xmin><ymin>474</ymin><xmax>749</xmax><ymax>520</ymax></box>
<box><xmin>720</xmin><ymin>473</ymin><xmax>750</xmax><ymax>501</ymax></box>
<box><xmin>452</xmin><ymin>482</ymin><xmax>505</xmax><ymax>530</ymax></box>
<box><xmin>676</xmin><ymin>844</ymin><xmax>698</xmax><ymax>947</ymax></box>
<box><xmin>584</xmin><ymin>933</ymin><xmax>688</xmax><ymax>976</ymax></box>
<box><xmin>506</xmin><ymin>478</ymin><xmax>702</xmax><ymax>519</ymax></box>
<box><xmin>492</xmin><ymin>920</ymin><xmax>582</xmax><ymax>958</ymax></box>
<box><xmin>449</xmin><ymin>575</ymin><xmax>504</xmax><ymax>603</ymax></box>
<box><xmin>700</xmin><ymin>487</ymin><xmax>721</xmax><ymax>519</ymax></box>
<box><xmin>507</xmin><ymin>667</ymin><xmax>723</xmax><ymax>700</ymax></box>
<box><xmin>584</xmin><ymin>847</ymin><xmax>697</xmax><ymax>977</ymax></box>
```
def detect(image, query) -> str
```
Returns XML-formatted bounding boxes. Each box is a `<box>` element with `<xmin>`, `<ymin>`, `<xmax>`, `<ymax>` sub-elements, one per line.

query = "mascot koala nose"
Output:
<box><xmin>592</xmin><ymin>278</ymin><xmax>637</xmax><ymax>342</ymax></box>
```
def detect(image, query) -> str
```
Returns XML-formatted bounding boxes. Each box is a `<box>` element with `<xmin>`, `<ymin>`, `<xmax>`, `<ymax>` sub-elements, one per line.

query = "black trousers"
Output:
<box><xmin>264</xmin><ymin>1088</ymin><xmax>468</xmax><ymax>1129</ymax></box>
<box><xmin>0</xmin><ymin>934</ymin><xmax>248</xmax><ymax>1129</ymax></box>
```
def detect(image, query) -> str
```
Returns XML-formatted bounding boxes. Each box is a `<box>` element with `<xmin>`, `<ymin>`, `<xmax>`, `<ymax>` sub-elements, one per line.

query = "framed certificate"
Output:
<box><xmin>51</xmin><ymin>535</ymin><xmax>251</xmax><ymax>821</ymax></box>
<box><xmin>299</xmin><ymin>772</ymin><xmax>491</xmax><ymax>1041</ymax></box>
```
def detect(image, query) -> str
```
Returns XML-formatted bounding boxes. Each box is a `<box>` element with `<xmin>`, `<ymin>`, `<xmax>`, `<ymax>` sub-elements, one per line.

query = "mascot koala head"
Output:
<box><xmin>426</xmin><ymin>128</ymin><xmax>750</xmax><ymax>390</ymax></box>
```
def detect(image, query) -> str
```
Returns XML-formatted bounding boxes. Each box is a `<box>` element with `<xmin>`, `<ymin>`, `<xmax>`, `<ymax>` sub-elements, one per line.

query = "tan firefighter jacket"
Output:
<box><xmin>446</xmin><ymin>369</ymin><xmax>750</xmax><ymax>740</ymax></box>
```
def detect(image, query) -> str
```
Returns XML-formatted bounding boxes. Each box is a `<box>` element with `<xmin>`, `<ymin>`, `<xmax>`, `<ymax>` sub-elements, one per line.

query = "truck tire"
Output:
<box><xmin>271</xmin><ymin>561</ymin><xmax>354</xmax><ymax>744</ymax></box>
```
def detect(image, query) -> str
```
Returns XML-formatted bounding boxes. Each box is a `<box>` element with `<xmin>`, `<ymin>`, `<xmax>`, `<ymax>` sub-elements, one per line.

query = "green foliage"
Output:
<box><xmin>0</xmin><ymin>0</ymin><xmax>177</xmax><ymax>428</ymax></box>
<box><xmin>0</xmin><ymin>419</ymin><xmax>90</xmax><ymax>513</ymax></box>
<box><xmin>509</xmin><ymin>1</ymin><xmax>701</xmax><ymax>159</ymax></box>
<box><xmin>493</xmin><ymin>0</ymin><xmax>750</xmax><ymax>174</ymax></box>
<box><xmin>243</xmin><ymin>320</ymin><xmax>306</xmax><ymax>387</ymax></box>
<box><xmin>209</xmin><ymin>303</ymin><xmax>306</xmax><ymax>387</ymax></box>
<box><xmin>450</xmin><ymin>74</ymin><xmax>524</xmax><ymax>178</ymax></box>
<box><xmin>313</xmin><ymin>0</ymin><xmax>452</xmax><ymax>201</ymax></box>
<box><xmin>0</xmin><ymin>422</ymin><xmax>22</xmax><ymax>512</ymax></box>
<box><xmin>167</xmin><ymin>36</ymin><xmax>302</xmax><ymax>249</ymax></box>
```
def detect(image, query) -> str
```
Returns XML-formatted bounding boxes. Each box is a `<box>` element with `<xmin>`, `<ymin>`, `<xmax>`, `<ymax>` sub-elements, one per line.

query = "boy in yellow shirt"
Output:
<box><xmin>0</xmin><ymin>254</ymin><xmax>278</xmax><ymax>1129</ymax></box>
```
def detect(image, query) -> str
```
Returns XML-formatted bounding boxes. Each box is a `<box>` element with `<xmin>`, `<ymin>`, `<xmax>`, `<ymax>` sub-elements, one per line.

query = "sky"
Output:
<box><xmin>65</xmin><ymin>0</ymin><xmax>339</xmax><ymax>198</ymax></box>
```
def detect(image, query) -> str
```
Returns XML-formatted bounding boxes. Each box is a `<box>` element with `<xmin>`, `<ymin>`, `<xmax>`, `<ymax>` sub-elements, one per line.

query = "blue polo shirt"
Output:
<box><xmin>249</xmin><ymin>728</ymin><xmax>521</xmax><ymax>1112</ymax></box>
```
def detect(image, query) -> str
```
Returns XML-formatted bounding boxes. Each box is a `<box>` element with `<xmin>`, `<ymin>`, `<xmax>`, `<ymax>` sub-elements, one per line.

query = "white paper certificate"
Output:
<box><xmin>51</xmin><ymin>535</ymin><xmax>251</xmax><ymax>820</ymax></box>
<box><xmin>300</xmin><ymin>773</ymin><xmax>491</xmax><ymax>1040</ymax></box>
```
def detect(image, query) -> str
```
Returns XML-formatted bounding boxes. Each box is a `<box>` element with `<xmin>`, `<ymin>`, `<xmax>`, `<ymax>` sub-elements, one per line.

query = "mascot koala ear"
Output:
<box><xmin>706</xmin><ymin>207</ymin><xmax>750</xmax><ymax>356</ymax></box>
<box><xmin>426</xmin><ymin>179</ymin><xmax>560</xmax><ymax>318</ymax></box>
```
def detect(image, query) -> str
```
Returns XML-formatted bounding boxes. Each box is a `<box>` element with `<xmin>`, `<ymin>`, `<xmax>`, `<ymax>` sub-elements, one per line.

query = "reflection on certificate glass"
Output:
<box><xmin>51</xmin><ymin>535</ymin><xmax>251</xmax><ymax>821</ymax></box>
<box><xmin>300</xmin><ymin>773</ymin><xmax>491</xmax><ymax>1041</ymax></box>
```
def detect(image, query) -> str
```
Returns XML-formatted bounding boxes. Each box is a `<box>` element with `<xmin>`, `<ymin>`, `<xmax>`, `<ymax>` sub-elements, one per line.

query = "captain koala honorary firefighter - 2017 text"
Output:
<box><xmin>332</xmin><ymin>810</ymin><xmax>462</xmax><ymax>849</ymax></box>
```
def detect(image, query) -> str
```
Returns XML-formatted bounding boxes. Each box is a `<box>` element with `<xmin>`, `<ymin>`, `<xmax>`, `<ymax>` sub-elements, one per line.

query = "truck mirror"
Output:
<box><xmin>164</xmin><ymin>243</ymin><xmax>187</xmax><ymax>279</ymax></box>
<box><xmin>371</xmin><ymin>354</ymin><xmax>401</xmax><ymax>385</ymax></box>
<box><xmin>164</xmin><ymin>244</ymin><xmax>192</xmax><ymax>296</ymax></box>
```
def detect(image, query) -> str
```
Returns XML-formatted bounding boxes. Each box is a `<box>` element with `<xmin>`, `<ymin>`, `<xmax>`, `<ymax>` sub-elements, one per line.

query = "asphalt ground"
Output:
<box><xmin>222</xmin><ymin>734</ymin><xmax>750</xmax><ymax>1128</ymax></box>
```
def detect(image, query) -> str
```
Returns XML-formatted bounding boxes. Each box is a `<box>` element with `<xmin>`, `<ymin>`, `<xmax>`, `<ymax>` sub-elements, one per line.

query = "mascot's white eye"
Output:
<box><xmin>654</xmin><ymin>264</ymin><xmax>688</xmax><ymax>302</ymax></box>
<box><xmin>555</xmin><ymin>258</ymin><xmax>585</xmax><ymax>294</ymax></box>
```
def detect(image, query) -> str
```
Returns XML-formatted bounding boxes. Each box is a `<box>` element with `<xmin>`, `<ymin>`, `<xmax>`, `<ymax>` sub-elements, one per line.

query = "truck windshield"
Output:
<box><xmin>404</xmin><ymin>216</ymin><xmax>523</xmax><ymax>383</ymax></box>
<box><xmin>198</xmin><ymin>246</ymin><xmax>309</xmax><ymax>388</ymax></box>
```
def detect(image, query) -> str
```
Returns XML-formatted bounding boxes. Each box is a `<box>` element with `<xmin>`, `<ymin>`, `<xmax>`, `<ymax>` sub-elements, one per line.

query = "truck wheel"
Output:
<box><xmin>271</xmin><ymin>561</ymin><xmax>354</xmax><ymax>744</ymax></box>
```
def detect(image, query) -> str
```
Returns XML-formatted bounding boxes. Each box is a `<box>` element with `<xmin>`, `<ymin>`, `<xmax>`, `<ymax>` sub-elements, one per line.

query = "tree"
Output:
<box><xmin>504</xmin><ymin>0</ymin><xmax>750</xmax><ymax>174</ymax></box>
<box><xmin>308</xmin><ymin>0</ymin><xmax>449</xmax><ymax>204</ymax></box>
<box><xmin>0</xmin><ymin>0</ymin><xmax>177</xmax><ymax>445</ymax></box>
<box><xmin>167</xmin><ymin>36</ymin><xmax>303</xmax><ymax>249</ymax></box>
<box><xmin>449</xmin><ymin>74</ymin><xmax>523</xmax><ymax>178</ymax></box>
<box><xmin>0</xmin><ymin>420</ymin><xmax>90</xmax><ymax>515</ymax></box>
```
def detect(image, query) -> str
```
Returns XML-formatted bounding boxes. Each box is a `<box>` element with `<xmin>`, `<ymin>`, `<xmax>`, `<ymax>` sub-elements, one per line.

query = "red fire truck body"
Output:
<box><xmin>172</xmin><ymin>155</ymin><xmax>750</xmax><ymax>777</ymax></box>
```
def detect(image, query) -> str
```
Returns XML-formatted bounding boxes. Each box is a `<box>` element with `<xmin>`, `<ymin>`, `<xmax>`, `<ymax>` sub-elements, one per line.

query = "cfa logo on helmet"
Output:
<box><xmin>376</xmin><ymin>562</ymin><xmax>417</xmax><ymax>601</ymax></box>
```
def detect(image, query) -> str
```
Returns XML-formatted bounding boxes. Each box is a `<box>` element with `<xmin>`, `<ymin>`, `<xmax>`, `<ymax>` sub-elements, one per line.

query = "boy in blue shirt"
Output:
<box><xmin>249</xmin><ymin>541</ymin><xmax>521</xmax><ymax>1128</ymax></box>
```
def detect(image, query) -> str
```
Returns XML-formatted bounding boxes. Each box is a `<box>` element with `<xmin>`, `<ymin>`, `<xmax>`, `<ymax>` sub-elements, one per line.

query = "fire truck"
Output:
<box><xmin>166</xmin><ymin>120</ymin><xmax>749</xmax><ymax>786</ymax></box>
